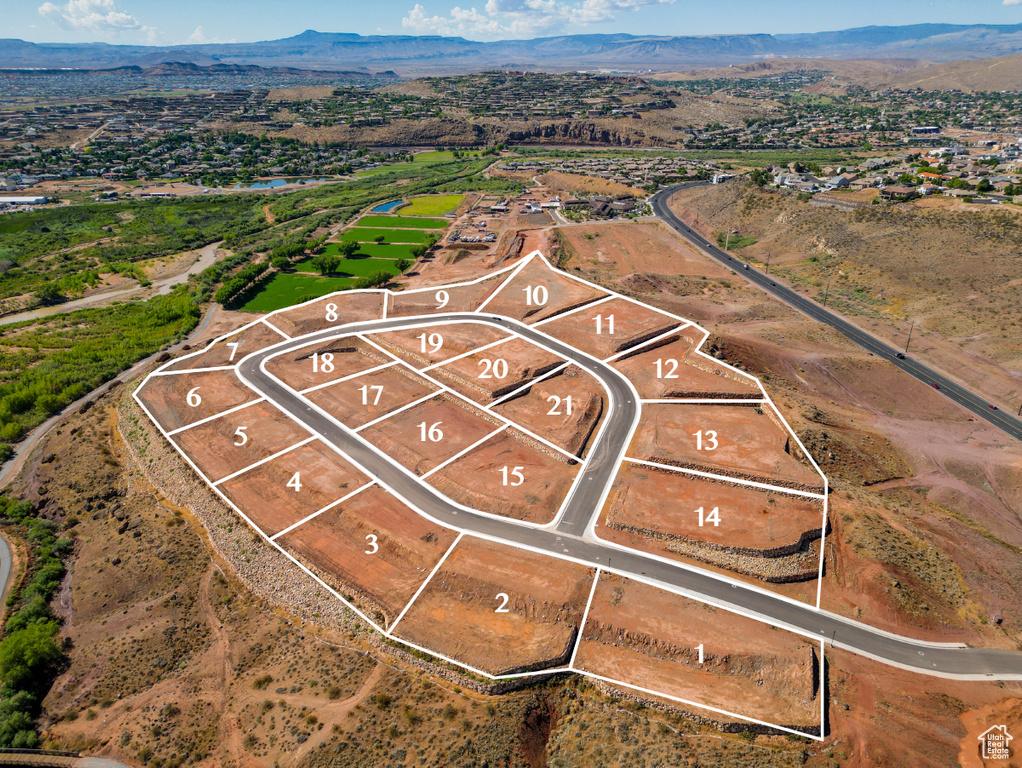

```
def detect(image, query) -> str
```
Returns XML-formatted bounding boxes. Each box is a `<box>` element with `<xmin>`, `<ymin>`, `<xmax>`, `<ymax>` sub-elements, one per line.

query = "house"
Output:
<box><xmin>0</xmin><ymin>196</ymin><xmax>47</xmax><ymax>206</ymax></box>
<box><xmin>878</xmin><ymin>185</ymin><xmax>918</xmax><ymax>201</ymax></box>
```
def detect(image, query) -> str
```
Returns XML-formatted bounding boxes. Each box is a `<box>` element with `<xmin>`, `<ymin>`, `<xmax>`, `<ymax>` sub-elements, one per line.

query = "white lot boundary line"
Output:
<box><xmin>420</xmin><ymin>424</ymin><xmax>509</xmax><ymax>479</ymax></box>
<box><xmin>486</xmin><ymin>362</ymin><xmax>570</xmax><ymax>409</ymax></box>
<box><xmin>622</xmin><ymin>457</ymin><xmax>826</xmax><ymax>501</ymax></box>
<box><xmin>354</xmin><ymin>391</ymin><xmax>444</xmax><ymax>434</ymax></box>
<box><xmin>270</xmin><ymin>481</ymin><xmax>376</xmax><ymax>541</ymax></box>
<box><xmin>571</xmin><ymin>669</ymin><xmax>824</xmax><ymax>741</ymax></box>
<box><xmin>420</xmin><ymin>335</ymin><xmax>514</xmax><ymax>372</ymax></box>
<box><xmin>212</xmin><ymin>436</ymin><xmax>318</xmax><ymax>487</ymax></box>
<box><xmin>473</xmin><ymin>252</ymin><xmax>535</xmax><ymax>314</ymax></box>
<box><xmin>640</xmin><ymin>398</ymin><xmax>768</xmax><ymax>405</ymax></box>
<box><xmin>262</xmin><ymin>318</ymin><xmax>291</xmax><ymax>339</ymax></box>
<box><xmin>529</xmin><ymin>294</ymin><xmax>617</xmax><ymax>327</ymax></box>
<box><xmin>601</xmin><ymin>325</ymin><xmax>693</xmax><ymax>364</ymax></box>
<box><xmin>356</xmin><ymin>332</ymin><xmax>579</xmax><ymax>463</ymax></box>
<box><xmin>300</xmin><ymin>361</ymin><xmax>400</xmax><ymax>395</ymax></box>
<box><xmin>151</xmin><ymin>365</ymin><xmax>238</xmax><ymax>377</ymax></box>
<box><xmin>385</xmin><ymin>531</ymin><xmax>463</xmax><ymax>634</ymax></box>
<box><xmin>165</xmin><ymin>398</ymin><xmax>265</xmax><ymax>437</ymax></box>
<box><xmin>568</xmin><ymin>567</ymin><xmax>602</xmax><ymax>670</ymax></box>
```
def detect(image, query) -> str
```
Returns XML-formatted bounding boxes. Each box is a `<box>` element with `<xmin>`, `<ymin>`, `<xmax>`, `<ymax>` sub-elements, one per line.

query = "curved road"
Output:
<box><xmin>237</xmin><ymin>313</ymin><xmax>1022</xmax><ymax>680</ymax></box>
<box><xmin>652</xmin><ymin>185</ymin><xmax>1022</xmax><ymax>441</ymax></box>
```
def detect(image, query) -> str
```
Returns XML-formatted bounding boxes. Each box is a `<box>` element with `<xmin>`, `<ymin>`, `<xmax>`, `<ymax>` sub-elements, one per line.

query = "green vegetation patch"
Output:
<box><xmin>356</xmin><ymin>215</ymin><xmax>448</xmax><ymax>229</ymax></box>
<box><xmin>400</xmin><ymin>195</ymin><xmax>465</xmax><ymax>216</ymax></box>
<box><xmin>342</xmin><ymin>227</ymin><xmax>435</xmax><ymax>244</ymax></box>
<box><xmin>237</xmin><ymin>272</ymin><xmax>357</xmax><ymax>313</ymax></box>
<box><xmin>292</xmin><ymin>257</ymin><xmax>401</xmax><ymax>278</ymax></box>
<box><xmin>321</xmin><ymin>242</ymin><xmax>416</xmax><ymax>260</ymax></box>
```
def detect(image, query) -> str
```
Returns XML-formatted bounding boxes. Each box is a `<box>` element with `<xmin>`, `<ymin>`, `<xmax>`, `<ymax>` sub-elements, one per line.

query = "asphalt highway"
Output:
<box><xmin>651</xmin><ymin>185</ymin><xmax>1022</xmax><ymax>441</ymax></box>
<box><xmin>236</xmin><ymin>313</ymin><xmax>1022</xmax><ymax>680</ymax></box>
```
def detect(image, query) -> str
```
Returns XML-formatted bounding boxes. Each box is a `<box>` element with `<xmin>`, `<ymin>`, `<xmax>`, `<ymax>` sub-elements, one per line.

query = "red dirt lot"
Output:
<box><xmin>277</xmin><ymin>485</ymin><xmax>459</xmax><ymax>627</ymax></box>
<box><xmin>433</xmin><ymin>336</ymin><xmax>565</xmax><ymax>404</ymax></box>
<box><xmin>164</xmin><ymin>321</ymin><xmax>286</xmax><ymax>371</ymax></box>
<box><xmin>263</xmin><ymin>337</ymin><xmax>389</xmax><ymax>392</ymax></box>
<box><xmin>573</xmin><ymin>573</ymin><xmax>821</xmax><ymax>729</ymax></box>
<box><xmin>629</xmin><ymin>403</ymin><xmax>824</xmax><ymax>492</ymax></box>
<box><xmin>426</xmin><ymin>430</ymin><xmax>579</xmax><ymax>524</ymax></box>
<box><xmin>367</xmin><ymin>322</ymin><xmax>510</xmax><ymax>369</ymax></box>
<box><xmin>304</xmin><ymin>365</ymin><xmax>439</xmax><ymax>429</ymax></box>
<box><xmin>482</xmin><ymin>256</ymin><xmax>608</xmax><ymax>323</ymax></box>
<box><xmin>391</xmin><ymin>536</ymin><xmax>595</xmax><ymax>675</ymax></box>
<box><xmin>170</xmin><ymin>400</ymin><xmax>312</xmax><ymax>483</ymax></box>
<box><xmin>613</xmin><ymin>327</ymin><xmax>762</xmax><ymax>399</ymax></box>
<box><xmin>136</xmin><ymin>370</ymin><xmax>258</xmax><ymax>433</ymax></box>
<box><xmin>537</xmin><ymin>297</ymin><xmax>681</xmax><ymax>360</ymax></box>
<box><xmin>360</xmin><ymin>394</ymin><xmax>501</xmax><ymax>475</ymax></box>
<box><xmin>218</xmin><ymin>439</ymin><xmax>371</xmax><ymax>536</ymax></box>
<box><xmin>598</xmin><ymin>462</ymin><xmax>824</xmax><ymax>553</ymax></box>
<box><xmin>491</xmin><ymin>366</ymin><xmax>606</xmax><ymax>458</ymax></box>
<box><xmin>268</xmin><ymin>290</ymin><xmax>386</xmax><ymax>337</ymax></box>
<box><xmin>387</xmin><ymin>272</ymin><xmax>510</xmax><ymax>317</ymax></box>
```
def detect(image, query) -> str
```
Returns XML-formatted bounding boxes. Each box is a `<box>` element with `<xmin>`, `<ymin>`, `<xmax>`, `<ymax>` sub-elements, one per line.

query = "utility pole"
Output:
<box><xmin>822</xmin><ymin>275</ymin><xmax>832</xmax><ymax>307</ymax></box>
<box><xmin>724</xmin><ymin>228</ymin><xmax>733</xmax><ymax>250</ymax></box>
<box><xmin>765</xmin><ymin>252</ymin><xmax>772</xmax><ymax>274</ymax></box>
<box><xmin>904</xmin><ymin>321</ymin><xmax>914</xmax><ymax>354</ymax></box>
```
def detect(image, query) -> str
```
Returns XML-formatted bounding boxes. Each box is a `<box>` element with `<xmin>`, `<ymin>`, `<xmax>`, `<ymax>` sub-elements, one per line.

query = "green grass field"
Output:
<box><xmin>292</xmin><ymin>256</ymin><xmax>402</xmax><ymax>277</ymax></box>
<box><xmin>342</xmin><ymin>227</ymin><xmax>435</xmax><ymax>244</ymax></box>
<box><xmin>321</xmin><ymin>242</ymin><xmax>416</xmax><ymax>260</ymax></box>
<box><xmin>401</xmin><ymin>195</ymin><xmax>466</xmax><ymax>216</ymax></box>
<box><xmin>237</xmin><ymin>272</ymin><xmax>357</xmax><ymax>313</ymax></box>
<box><xmin>356</xmin><ymin>215</ymin><xmax>448</xmax><ymax>229</ymax></box>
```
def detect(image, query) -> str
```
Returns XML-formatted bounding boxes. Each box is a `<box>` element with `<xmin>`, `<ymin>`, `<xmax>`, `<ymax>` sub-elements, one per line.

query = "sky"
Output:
<box><xmin>6</xmin><ymin>0</ymin><xmax>1022</xmax><ymax>45</ymax></box>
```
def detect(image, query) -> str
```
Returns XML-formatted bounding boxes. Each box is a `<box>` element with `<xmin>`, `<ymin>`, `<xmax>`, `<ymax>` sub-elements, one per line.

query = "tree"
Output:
<box><xmin>339</xmin><ymin>240</ymin><xmax>359</xmax><ymax>257</ymax></box>
<box><xmin>311</xmin><ymin>255</ymin><xmax>340</xmax><ymax>275</ymax></box>
<box><xmin>749</xmin><ymin>168</ymin><xmax>772</xmax><ymax>187</ymax></box>
<box><xmin>374</xmin><ymin>234</ymin><xmax>386</xmax><ymax>244</ymax></box>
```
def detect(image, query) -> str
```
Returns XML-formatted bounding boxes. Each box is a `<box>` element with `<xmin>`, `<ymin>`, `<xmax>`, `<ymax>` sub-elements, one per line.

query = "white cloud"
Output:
<box><xmin>1004</xmin><ymin>0</ymin><xmax>1022</xmax><ymax>6</ymax></box>
<box><xmin>38</xmin><ymin>0</ymin><xmax>152</xmax><ymax>35</ymax></box>
<box><xmin>186</xmin><ymin>26</ymin><xmax>235</xmax><ymax>45</ymax></box>
<box><xmin>403</xmin><ymin>0</ymin><xmax>673</xmax><ymax>39</ymax></box>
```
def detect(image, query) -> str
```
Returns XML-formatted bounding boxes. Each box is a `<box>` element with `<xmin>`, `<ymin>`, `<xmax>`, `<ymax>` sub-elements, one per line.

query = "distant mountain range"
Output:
<box><xmin>3</xmin><ymin>23</ymin><xmax>1022</xmax><ymax>75</ymax></box>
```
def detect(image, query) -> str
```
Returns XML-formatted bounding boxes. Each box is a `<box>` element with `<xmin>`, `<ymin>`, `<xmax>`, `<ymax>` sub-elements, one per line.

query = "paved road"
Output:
<box><xmin>651</xmin><ymin>185</ymin><xmax>1022</xmax><ymax>441</ymax></box>
<box><xmin>236</xmin><ymin>314</ymin><xmax>1022</xmax><ymax>680</ymax></box>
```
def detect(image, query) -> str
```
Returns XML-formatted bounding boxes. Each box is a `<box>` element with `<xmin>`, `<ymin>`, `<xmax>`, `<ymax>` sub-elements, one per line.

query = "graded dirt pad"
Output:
<box><xmin>164</xmin><ymin>321</ymin><xmax>287</xmax><ymax>371</ymax></box>
<box><xmin>629</xmin><ymin>403</ymin><xmax>823</xmax><ymax>492</ymax></box>
<box><xmin>491</xmin><ymin>366</ymin><xmax>606</xmax><ymax>458</ymax></box>
<box><xmin>482</xmin><ymin>257</ymin><xmax>609</xmax><ymax>323</ymax></box>
<box><xmin>218</xmin><ymin>439</ymin><xmax>370</xmax><ymax>536</ymax></box>
<box><xmin>170</xmin><ymin>400</ymin><xmax>312</xmax><ymax>483</ymax></box>
<box><xmin>613</xmin><ymin>327</ymin><xmax>762</xmax><ymax>399</ymax></box>
<box><xmin>136</xmin><ymin>369</ymin><xmax>258</xmax><ymax>433</ymax></box>
<box><xmin>391</xmin><ymin>536</ymin><xmax>595</xmax><ymax>675</ymax></box>
<box><xmin>433</xmin><ymin>335</ymin><xmax>566</xmax><ymax>404</ymax></box>
<box><xmin>304</xmin><ymin>364</ymin><xmax>439</xmax><ymax>429</ymax></box>
<box><xmin>574</xmin><ymin>573</ymin><xmax>820</xmax><ymax>729</ymax></box>
<box><xmin>360</xmin><ymin>394</ymin><xmax>501</xmax><ymax>475</ymax></box>
<box><xmin>263</xmin><ymin>336</ymin><xmax>389</xmax><ymax>392</ymax></box>
<box><xmin>268</xmin><ymin>291</ymin><xmax>386</xmax><ymax>338</ymax></box>
<box><xmin>538</xmin><ymin>297</ymin><xmax>681</xmax><ymax>360</ymax></box>
<box><xmin>599</xmin><ymin>462</ymin><xmax>824</xmax><ymax>554</ymax></box>
<box><xmin>367</xmin><ymin>322</ymin><xmax>510</xmax><ymax>369</ymax></box>
<box><xmin>426</xmin><ymin>430</ymin><xmax>579</xmax><ymax>524</ymax></box>
<box><xmin>387</xmin><ymin>272</ymin><xmax>509</xmax><ymax>317</ymax></box>
<box><xmin>277</xmin><ymin>485</ymin><xmax>458</xmax><ymax>627</ymax></box>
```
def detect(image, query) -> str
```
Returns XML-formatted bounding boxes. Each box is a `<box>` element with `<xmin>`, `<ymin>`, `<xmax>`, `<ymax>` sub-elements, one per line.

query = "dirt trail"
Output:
<box><xmin>263</xmin><ymin>204</ymin><xmax>276</xmax><ymax>224</ymax></box>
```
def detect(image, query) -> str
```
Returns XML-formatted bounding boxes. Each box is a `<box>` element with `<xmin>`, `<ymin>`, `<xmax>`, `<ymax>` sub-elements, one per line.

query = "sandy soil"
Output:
<box><xmin>574</xmin><ymin>573</ymin><xmax>820</xmax><ymax>729</ymax></box>
<box><xmin>433</xmin><ymin>336</ymin><xmax>566</xmax><ymax>404</ymax></box>
<box><xmin>491</xmin><ymin>366</ymin><xmax>606</xmax><ymax>458</ymax></box>
<box><xmin>164</xmin><ymin>320</ymin><xmax>287</xmax><ymax>372</ymax></box>
<box><xmin>426</xmin><ymin>430</ymin><xmax>579</xmax><ymax>524</ymax></box>
<box><xmin>170</xmin><ymin>400</ymin><xmax>313</xmax><ymax>483</ymax></box>
<box><xmin>537</xmin><ymin>296</ymin><xmax>681</xmax><ymax>361</ymax></box>
<box><xmin>136</xmin><ymin>369</ymin><xmax>258</xmax><ymax>433</ymax></box>
<box><xmin>263</xmin><ymin>337</ymin><xmax>389</xmax><ymax>392</ymax></box>
<box><xmin>277</xmin><ymin>485</ymin><xmax>459</xmax><ymax>627</ymax></box>
<box><xmin>387</xmin><ymin>271</ymin><xmax>510</xmax><ymax>315</ymax></box>
<box><xmin>218</xmin><ymin>439</ymin><xmax>370</xmax><ymax>536</ymax></box>
<box><xmin>483</xmin><ymin>256</ymin><xmax>609</xmax><ymax>323</ymax></box>
<box><xmin>628</xmin><ymin>402</ymin><xmax>825</xmax><ymax>492</ymax></box>
<box><xmin>368</xmin><ymin>322</ymin><xmax>510</xmax><ymax>369</ymax></box>
<box><xmin>304</xmin><ymin>365</ymin><xmax>439</xmax><ymax>429</ymax></box>
<box><xmin>360</xmin><ymin>394</ymin><xmax>501</xmax><ymax>476</ymax></box>
<box><xmin>391</xmin><ymin>536</ymin><xmax>595</xmax><ymax>675</ymax></box>
<box><xmin>269</xmin><ymin>291</ymin><xmax>386</xmax><ymax>337</ymax></box>
<box><xmin>600</xmin><ymin>462</ymin><xmax>825</xmax><ymax>553</ymax></box>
